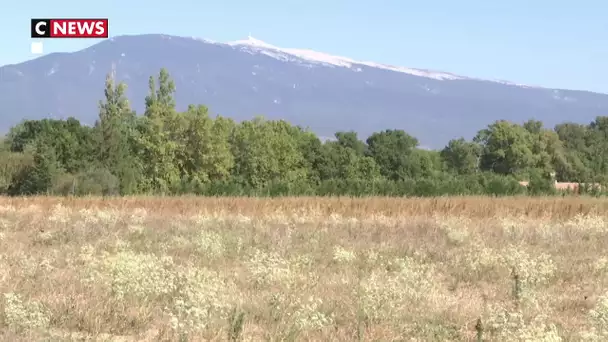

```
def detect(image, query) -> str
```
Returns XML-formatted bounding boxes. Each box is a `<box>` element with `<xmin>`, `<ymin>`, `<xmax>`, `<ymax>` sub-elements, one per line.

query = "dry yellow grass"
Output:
<box><xmin>1</xmin><ymin>196</ymin><xmax>608</xmax><ymax>341</ymax></box>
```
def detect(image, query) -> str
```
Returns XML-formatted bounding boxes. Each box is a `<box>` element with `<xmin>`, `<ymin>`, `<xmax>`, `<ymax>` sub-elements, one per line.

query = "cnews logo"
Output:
<box><xmin>30</xmin><ymin>18</ymin><xmax>109</xmax><ymax>38</ymax></box>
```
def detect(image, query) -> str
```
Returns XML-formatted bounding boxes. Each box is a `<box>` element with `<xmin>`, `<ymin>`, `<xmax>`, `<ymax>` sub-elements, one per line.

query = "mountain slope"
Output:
<box><xmin>1</xmin><ymin>34</ymin><xmax>607</xmax><ymax>148</ymax></box>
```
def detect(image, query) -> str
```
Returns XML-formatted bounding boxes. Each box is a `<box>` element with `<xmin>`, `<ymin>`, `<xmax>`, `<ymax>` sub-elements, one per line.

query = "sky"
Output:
<box><xmin>2</xmin><ymin>0</ymin><xmax>607</xmax><ymax>93</ymax></box>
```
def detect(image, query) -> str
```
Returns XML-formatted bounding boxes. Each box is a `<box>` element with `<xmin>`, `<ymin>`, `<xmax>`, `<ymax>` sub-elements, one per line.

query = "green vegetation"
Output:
<box><xmin>2</xmin><ymin>68</ymin><xmax>608</xmax><ymax>197</ymax></box>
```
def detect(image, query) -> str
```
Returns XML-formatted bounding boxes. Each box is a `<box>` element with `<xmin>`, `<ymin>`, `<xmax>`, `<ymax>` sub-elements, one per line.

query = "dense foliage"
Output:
<box><xmin>2</xmin><ymin>69</ymin><xmax>608</xmax><ymax>197</ymax></box>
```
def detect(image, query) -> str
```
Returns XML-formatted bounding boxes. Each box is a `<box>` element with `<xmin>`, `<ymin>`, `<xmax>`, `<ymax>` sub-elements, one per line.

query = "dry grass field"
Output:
<box><xmin>1</xmin><ymin>196</ymin><xmax>608</xmax><ymax>341</ymax></box>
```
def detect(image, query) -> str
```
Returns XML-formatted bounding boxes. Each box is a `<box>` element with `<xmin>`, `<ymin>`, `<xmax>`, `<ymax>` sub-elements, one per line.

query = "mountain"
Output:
<box><xmin>1</xmin><ymin>34</ymin><xmax>607</xmax><ymax>148</ymax></box>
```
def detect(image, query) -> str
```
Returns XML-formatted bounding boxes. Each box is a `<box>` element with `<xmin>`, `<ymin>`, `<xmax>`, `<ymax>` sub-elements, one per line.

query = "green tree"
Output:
<box><xmin>6</xmin><ymin>118</ymin><xmax>94</xmax><ymax>174</ymax></box>
<box><xmin>585</xmin><ymin>116</ymin><xmax>608</xmax><ymax>183</ymax></box>
<box><xmin>440</xmin><ymin>138</ymin><xmax>482</xmax><ymax>174</ymax></box>
<box><xmin>136</xmin><ymin>69</ymin><xmax>181</xmax><ymax>193</ymax></box>
<box><xmin>403</xmin><ymin>149</ymin><xmax>444</xmax><ymax>179</ymax></box>
<box><xmin>475</xmin><ymin>120</ymin><xmax>536</xmax><ymax>175</ymax></box>
<box><xmin>0</xmin><ymin>143</ymin><xmax>34</xmax><ymax>194</ymax></box>
<box><xmin>366</xmin><ymin>129</ymin><xmax>418</xmax><ymax>181</ymax></box>
<box><xmin>317</xmin><ymin>140</ymin><xmax>382</xmax><ymax>181</ymax></box>
<box><xmin>554</xmin><ymin>122</ymin><xmax>591</xmax><ymax>181</ymax></box>
<box><xmin>11</xmin><ymin>139</ymin><xmax>63</xmax><ymax>195</ymax></box>
<box><xmin>335</xmin><ymin>131</ymin><xmax>367</xmax><ymax>156</ymax></box>
<box><xmin>522</xmin><ymin>120</ymin><xmax>568</xmax><ymax>176</ymax></box>
<box><xmin>179</xmin><ymin>105</ymin><xmax>235</xmax><ymax>185</ymax></box>
<box><xmin>527</xmin><ymin>169</ymin><xmax>556</xmax><ymax>195</ymax></box>
<box><xmin>294</xmin><ymin>128</ymin><xmax>324</xmax><ymax>185</ymax></box>
<box><xmin>230</xmin><ymin>117</ymin><xmax>308</xmax><ymax>188</ymax></box>
<box><xmin>95</xmin><ymin>73</ymin><xmax>141</xmax><ymax>194</ymax></box>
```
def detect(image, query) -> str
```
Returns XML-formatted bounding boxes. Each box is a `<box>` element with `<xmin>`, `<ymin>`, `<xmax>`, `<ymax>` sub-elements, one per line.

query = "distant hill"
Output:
<box><xmin>1</xmin><ymin>34</ymin><xmax>607</xmax><ymax>148</ymax></box>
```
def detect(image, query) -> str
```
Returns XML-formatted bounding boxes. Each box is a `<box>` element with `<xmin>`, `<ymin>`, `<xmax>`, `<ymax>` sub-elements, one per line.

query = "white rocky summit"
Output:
<box><xmin>224</xmin><ymin>36</ymin><xmax>466</xmax><ymax>81</ymax></box>
<box><xmin>220</xmin><ymin>35</ymin><xmax>535</xmax><ymax>87</ymax></box>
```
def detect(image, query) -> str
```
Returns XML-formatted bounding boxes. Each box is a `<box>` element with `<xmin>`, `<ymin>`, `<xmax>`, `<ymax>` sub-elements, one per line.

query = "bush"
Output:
<box><xmin>52</xmin><ymin>173</ymin><xmax>77</xmax><ymax>196</ymax></box>
<box><xmin>75</xmin><ymin>168</ymin><xmax>120</xmax><ymax>196</ymax></box>
<box><xmin>479</xmin><ymin>173</ymin><xmax>526</xmax><ymax>196</ymax></box>
<box><xmin>527</xmin><ymin>170</ymin><xmax>556</xmax><ymax>196</ymax></box>
<box><xmin>0</xmin><ymin>150</ymin><xmax>34</xmax><ymax>194</ymax></box>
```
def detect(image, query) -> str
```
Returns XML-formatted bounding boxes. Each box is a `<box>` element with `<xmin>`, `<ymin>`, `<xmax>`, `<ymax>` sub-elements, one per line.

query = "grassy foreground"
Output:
<box><xmin>1</xmin><ymin>196</ymin><xmax>608</xmax><ymax>341</ymax></box>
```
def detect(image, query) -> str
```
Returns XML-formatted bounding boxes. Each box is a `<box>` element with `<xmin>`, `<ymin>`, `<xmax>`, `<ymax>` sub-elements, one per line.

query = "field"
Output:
<box><xmin>1</xmin><ymin>196</ymin><xmax>608</xmax><ymax>341</ymax></box>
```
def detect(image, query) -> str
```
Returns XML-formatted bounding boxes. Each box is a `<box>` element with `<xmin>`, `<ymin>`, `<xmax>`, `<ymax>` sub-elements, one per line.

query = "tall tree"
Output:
<box><xmin>230</xmin><ymin>117</ymin><xmax>307</xmax><ymax>188</ymax></box>
<box><xmin>366</xmin><ymin>129</ymin><xmax>418</xmax><ymax>181</ymax></box>
<box><xmin>554</xmin><ymin>122</ymin><xmax>591</xmax><ymax>181</ymax></box>
<box><xmin>136</xmin><ymin>69</ymin><xmax>181</xmax><ymax>193</ymax></box>
<box><xmin>475</xmin><ymin>120</ymin><xmax>536</xmax><ymax>175</ymax></box>
<box><xmin>95</xmin><ymin>73</ymin><xmax>140</xmax><ymax>194</ymax></box>
<box><xmin>523</xmin><ymin>120</ymin><xmax>567</xmax><ymax>176</ymax></box>
<box><xmin>586</xmin><ymin>116</ymin><xmax>608</xmax><ymax>182</ymax></box>
<box><xmin>441</xmin><ymin>138</ymin><xmax>482</xmax><ymax>175</ymax></box>
<box><xmin>293</xmin><ymin>128</ymin><xmax>324</xmax><ymax>185</ymax></box>
<box><xmin>316</xmin><ymin>140</ymin><xmax>382</xmax><ymax>182</ymax></box>
<box><xmin>335</xmin><ymin>131</ymin><xmax>367</xmax><ymax>156</ymax></box>
<box><xmin>179</xmin><ymin>105</ymin><xmax>235</xmax><ymax>184</ymax></box>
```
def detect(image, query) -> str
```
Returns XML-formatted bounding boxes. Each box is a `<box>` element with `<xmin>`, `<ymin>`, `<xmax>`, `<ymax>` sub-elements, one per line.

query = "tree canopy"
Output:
<box><xmin>1</xmin><ymin>68</ymin><xmax>607</xmax><ymax>197</ymax></box>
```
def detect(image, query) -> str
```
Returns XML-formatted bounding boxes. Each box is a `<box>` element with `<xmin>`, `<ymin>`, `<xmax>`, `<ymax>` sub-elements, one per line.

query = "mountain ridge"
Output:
<box><xmin>135</xmin><ymin>34</ymin><xmax>606</xmax><ymax>94</ymax></box>
<box><xmin>1</xmin><ymin>33</ymin><xmax>607</xmax><ymax>148</ymax></box>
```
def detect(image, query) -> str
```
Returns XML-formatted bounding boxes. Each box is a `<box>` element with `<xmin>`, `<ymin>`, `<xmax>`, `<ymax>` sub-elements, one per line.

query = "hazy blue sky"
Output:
<box><xmin>2</xmin><ymin>0</ymin><xmax>606</xmax><ymax>93</ymax></box>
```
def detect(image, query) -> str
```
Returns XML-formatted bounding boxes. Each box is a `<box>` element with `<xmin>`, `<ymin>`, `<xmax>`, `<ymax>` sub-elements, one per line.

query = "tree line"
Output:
<box><xmin>1</xmin><ymin>68</ymin><xmax>608</xmax><ymax>197</ymax></box>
